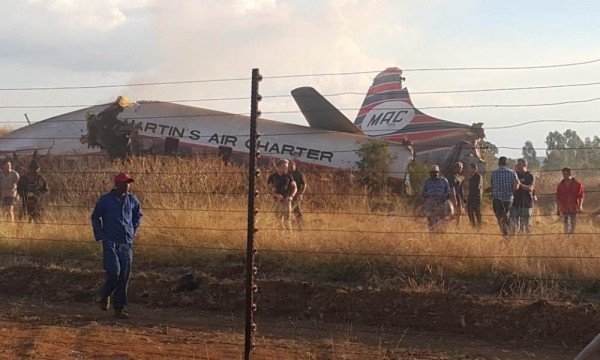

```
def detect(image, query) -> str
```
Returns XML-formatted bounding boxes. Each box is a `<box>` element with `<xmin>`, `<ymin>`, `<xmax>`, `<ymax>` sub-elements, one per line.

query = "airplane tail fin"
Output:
<box><xmin>354</xmin><ymin>67</ymin><xmax>413</xmax><ymax>138</ymax></box>
<box><xmin>292</xmin><ymin>87</ymin><xmax>364</xmax><ymax>135</ymax></box>
<box><xmin>353</xmin><ymin>67</ymin><xmax>475</xmax><ymax>144</ymax></box>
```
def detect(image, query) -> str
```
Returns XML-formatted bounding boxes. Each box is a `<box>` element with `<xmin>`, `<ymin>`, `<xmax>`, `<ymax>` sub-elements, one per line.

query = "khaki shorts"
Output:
<box><xmin>274</xmin><ymin>199</ymin><xmax>292</xmax><ymax>221</ymax></box>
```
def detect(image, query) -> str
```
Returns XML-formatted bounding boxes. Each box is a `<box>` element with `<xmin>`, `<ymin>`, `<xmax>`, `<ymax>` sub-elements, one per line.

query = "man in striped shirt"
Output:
<box><xmin>490</xmin><ymin>157</ymin><xmax>520</xmax><ymax>236</ymax></box>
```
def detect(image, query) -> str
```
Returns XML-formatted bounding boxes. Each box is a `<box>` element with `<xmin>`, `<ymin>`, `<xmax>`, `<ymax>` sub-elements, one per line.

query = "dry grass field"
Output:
<box><xmin>0</xmin><ymin>154</ymin><xmax>598</xmax><ymax>359</ymax></box>
<box><xmin>1</xmin><ymin>155</ymin><xmax>599</xmax><ymax>303</ymax></box>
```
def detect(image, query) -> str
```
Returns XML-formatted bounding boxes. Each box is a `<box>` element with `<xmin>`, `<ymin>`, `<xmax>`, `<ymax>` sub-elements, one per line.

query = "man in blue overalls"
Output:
<box><xmin>92</xmin><ymin>172</ymin><xmax>142</xmax><ymax>319</ymax></box>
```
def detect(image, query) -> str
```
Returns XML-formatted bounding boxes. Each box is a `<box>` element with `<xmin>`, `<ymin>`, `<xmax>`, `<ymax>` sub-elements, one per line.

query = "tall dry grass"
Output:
<box><xmin>1</xmin><ymin>155</ymin><xmax>599</xmax><ymax>300</ymax></box>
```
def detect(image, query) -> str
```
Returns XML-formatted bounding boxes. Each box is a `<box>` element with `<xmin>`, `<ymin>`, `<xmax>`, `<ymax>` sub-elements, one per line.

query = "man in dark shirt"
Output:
<box><xmin>267</xmin><ymin>159</ymin><xmax>297</xmax><ymax>230</ymax></box>
<box><xmin>510</xmin><ymin>158</ymin><xmax>535</xmax><ymax>235</ymax></box>
<box><xmin>466</xmin><ymin>163</ymin><xmax>483</xmax><ymax>228</ymax></box>
<box><xmin>450</xmin><ymin>162</ymin><xmax>465</xmax><ymax>226</ymax></box>
<box><xmin>92</xmin><ymin>172</ymin><xmax>142</xmax><ymax>319</ymax></box>
<box><xmin>17</xmin><ymin>161</ymin><xmax>49</xmax><ymax>222</ymax></box>
<box><xmin>289</xmin><ymin>161</ymin><xmax>306</xmax><ymax>229</ymax></box>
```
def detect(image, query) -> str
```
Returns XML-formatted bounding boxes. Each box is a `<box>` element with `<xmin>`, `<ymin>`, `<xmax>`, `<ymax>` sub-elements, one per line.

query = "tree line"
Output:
<box><xmin>484</xmin><ymin>129</ymin><xmax>600</xmax><ymax>170</ymax></box>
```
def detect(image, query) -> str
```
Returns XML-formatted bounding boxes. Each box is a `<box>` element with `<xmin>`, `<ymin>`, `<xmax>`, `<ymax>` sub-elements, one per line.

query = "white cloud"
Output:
<box><xmin>26</xmin><ymin>0</ymin><xmax>152</xmax><ymax>31</ymax></box>
<box><xmin>0</xmin><ymin>0</ymin><xmax>155</xmax><ymax>71</ymax></box>
<box><xmin>126</xmin><ymin>0</ymin><xmax>409</xmax><ymax>124</ymax></box>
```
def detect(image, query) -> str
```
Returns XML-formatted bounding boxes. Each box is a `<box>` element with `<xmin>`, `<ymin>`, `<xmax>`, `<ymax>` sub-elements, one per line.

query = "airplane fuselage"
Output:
<box><xmin>0</xmin><ymin>100</ymin><xmax>414</xmax><ymax>181</ymax></box>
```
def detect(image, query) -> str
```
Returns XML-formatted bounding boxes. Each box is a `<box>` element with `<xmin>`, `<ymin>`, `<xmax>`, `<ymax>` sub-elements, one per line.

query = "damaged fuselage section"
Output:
<box><xmin>80</xmin><ymin>96</ymin><xmax>138</xmax><ymax>158</ymax></box>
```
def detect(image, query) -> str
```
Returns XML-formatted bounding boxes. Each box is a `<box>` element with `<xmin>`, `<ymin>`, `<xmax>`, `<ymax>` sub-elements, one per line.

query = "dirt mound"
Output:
<box><xmin>0</xmin><ymin>264</ymin><xmax>598</xmax><ymax>346</ymax></box>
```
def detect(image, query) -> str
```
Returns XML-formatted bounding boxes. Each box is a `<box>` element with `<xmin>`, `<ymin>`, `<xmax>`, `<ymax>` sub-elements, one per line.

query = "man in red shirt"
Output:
<box><xmin>556</xmin><ymin>167</ymin><xmax>584</xmax><ymax>234</ymax></box>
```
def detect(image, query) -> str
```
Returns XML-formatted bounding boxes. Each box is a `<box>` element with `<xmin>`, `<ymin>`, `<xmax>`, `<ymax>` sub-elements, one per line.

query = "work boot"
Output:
<box><xmin>114</xmin><ymin>309</ymin><xmax>130</xmax><ymax>319</ymax></box>
<box><xmin>99</xmin><ymin>296</ymin><xmax>110</xmax><ymax>311</ymax></box>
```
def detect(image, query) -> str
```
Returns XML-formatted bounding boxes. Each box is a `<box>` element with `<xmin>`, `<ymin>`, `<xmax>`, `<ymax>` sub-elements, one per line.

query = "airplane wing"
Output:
<box><xmin>291</xmin><ymin>87</ymin><xmax>365</xmax><ymax>135</ymax></box>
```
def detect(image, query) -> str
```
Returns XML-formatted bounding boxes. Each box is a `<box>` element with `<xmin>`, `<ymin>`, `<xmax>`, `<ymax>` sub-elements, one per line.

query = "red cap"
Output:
<box><xmin>114</xmin><ymin>172</ymin><xmax>134</xmax><ymax>184</ymax></box>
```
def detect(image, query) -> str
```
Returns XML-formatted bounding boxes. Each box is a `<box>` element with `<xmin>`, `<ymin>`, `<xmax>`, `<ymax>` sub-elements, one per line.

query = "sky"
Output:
<box><xmin>0</xmin><ymin>0</ymin><xmax>599</xmax><ymax>157</ymax></box>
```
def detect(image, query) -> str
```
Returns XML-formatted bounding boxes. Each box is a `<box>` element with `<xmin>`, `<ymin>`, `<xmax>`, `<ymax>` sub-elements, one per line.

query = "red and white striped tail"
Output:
<box><xmin>354</xmin><ymin>67</ymin><xmax>472</xmax><ymax>144</ymax></box>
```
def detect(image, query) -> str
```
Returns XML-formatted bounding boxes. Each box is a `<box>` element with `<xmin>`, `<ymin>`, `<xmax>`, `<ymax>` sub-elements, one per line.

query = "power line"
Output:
<box><xmin>256</xmin><ymin>96</ymin><xmax>600</xmax><ymax>114</ymax></box>
<box><xmin>486</xmin><ymin>120</ymin><xmax>600</xmax><ymax>129</ymax></box>
<box><xmin>0</xmin><ymin>58</ymin><xmax>597</xmax><ymax>92</ymax></box>
<box><xmin>264</xmin><ymin>58</ymin><xmax>600</xmax><ymax>78</ymax></box>
<box><xmin>0</xmin><ymin>77</ymin><xmax>252</xmax><ymax>92</ymax></box>
<box><xmin>13</xmin><ymin>95</ymin><xmax>597</xmax><ymax>112</ymax></box>
<box><xmin>2</xmin><ymin>80</ymin><xmax>600</xmax><ymax>109</ymax></box>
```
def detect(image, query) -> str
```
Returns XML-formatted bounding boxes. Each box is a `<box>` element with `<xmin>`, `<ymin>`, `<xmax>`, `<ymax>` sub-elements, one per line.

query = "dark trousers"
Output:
<box><xmin>467</xmin><ymin>199</ymin><xmax>482</xmax><ymax>228</ymax></box>
<box><xmin>492</xmin><ymin>199</ymin><xmax>512</xmax><ymax>236</ymax></box>
<box><xmin>20</xmin><ymin>196</ymin><xmax>42</xmax><ymax>222</ymax></box>
<box><xmin>101</xmin><ymin>240</ymin><xmax>133</xmax><ymax>310</ymax></box>
<box><xmin>563</xmin><ymin>213</ymin><xmax>577</xmax><ymax>234</ymax></box>
<box><xmin>292</xmin><ymin>198</ymin><xmax>303</xmax><ymax>228</ymax></box>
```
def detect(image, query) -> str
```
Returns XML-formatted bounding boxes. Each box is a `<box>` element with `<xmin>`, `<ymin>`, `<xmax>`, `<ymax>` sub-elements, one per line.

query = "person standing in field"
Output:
<box><xmin>510</xmin><ymin>159</ymin><xmax>535</xmax><ymax>235</ymax></box>
<box><xmin>556</xmin><ymin>167</ymin><xmax>584</xmax><ymax>234</ymax></box>
<box><xmin>267</xmin><ymin>159</ymin><xmax>297</xmax><ymax>230</ymax></box>
<box><xmin>490</xmin><ymin>156</ymin><xmax>519</xmax><ymax>236</ymax></box>
<box><xmin>17</xmin><ymin>161</ymin><xmax>49</xmax><ymax>222</ymax></box>
<box><xmin>450</xmin><ymin>162</ymin><xmax>465</xmax><ymax>226</ymax></box>
<box><xmin>92</xmin><ymin>172</ymin><xmax>142</xmax><ymax>319</ymax></box>
<box><xmin>466</xmin><ymin>163</ymin><xmax>483</xmax><ymax>228</ymax></box>
<box><xmin>0</xmin><ymin>159</ymin><xmax>20</xmax><ymax>222</ymax></box>
<box><xmin>289</xmin><ymin>161</ymin><xmax>306</xmax><ymax>229</ymax></box>
<box><xmin>421</xmin><ymin>165</ymin><xmax>451</xmax><ymax>231</ymax></box>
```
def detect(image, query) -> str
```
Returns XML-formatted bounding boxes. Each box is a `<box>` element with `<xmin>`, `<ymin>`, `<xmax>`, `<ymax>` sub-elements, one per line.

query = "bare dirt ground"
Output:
<box><xmin>0</xmin><ymin>263</ymin><xmax>589</xmax><ymax>359</ymax></box>
<box><xmin>0</xmin><ymin>298</ymin><xmax>576</xmax><ymax>359</ymax></box>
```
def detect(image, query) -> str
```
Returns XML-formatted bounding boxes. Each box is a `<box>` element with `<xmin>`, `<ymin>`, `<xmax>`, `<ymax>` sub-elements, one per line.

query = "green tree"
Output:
<box><xmin>545</xmin><ymin>129</ymin><xmax>587</xmax><ymax>169</ymax></box>
<box><xmin>355</xmin><ymin>139</ymin><xmax>392</xmax><ymax>192</ymax></box>
<box><xmin>521</xmin><ymin>141</ymin><xmax>540</xmax><ymax>169</ymax></box>
<box><xmin>481</xmin><ymin>140</ymin><xmax>498</xmax><ymax>166</ymax></box>
<box><xmin>583</xmin><ymin>136</ymin><xmax>600</xmax><ymax>168</ymax></box>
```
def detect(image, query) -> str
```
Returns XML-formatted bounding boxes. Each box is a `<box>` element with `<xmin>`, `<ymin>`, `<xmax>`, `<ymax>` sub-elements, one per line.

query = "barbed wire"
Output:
<box><xmin>3</xmin><ymin>233</ymin><xmax>600</xmax><ymax>251</ymax></box>
<box><xmin>1</xmin><ymin>202</ymin><xmax>599</xmax><ymax>219</ymax></box>
<box><xmin>1</xmin><ymin>130</ymin><xmax>600</xmax><ymax>152</ymax></box>
<box><xmin>6</xmin><ymin>167</ymin><xmax>600</xmax><ymax>176</ymax></box>
<box><xmin>19</xmin><ymin>188</ymin><xmax>600</xmax><ymax>197</ymax></box>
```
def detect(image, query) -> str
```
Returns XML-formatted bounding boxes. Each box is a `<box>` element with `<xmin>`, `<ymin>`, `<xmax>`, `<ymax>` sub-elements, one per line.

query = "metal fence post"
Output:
<box><xmin>244</xmin><ymin>68</ymin><xmax>261</xmax><ymax>360</ymax></box>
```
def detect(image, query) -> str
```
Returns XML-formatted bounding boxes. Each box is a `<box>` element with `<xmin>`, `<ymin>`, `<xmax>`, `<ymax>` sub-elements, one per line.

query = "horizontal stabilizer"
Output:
<box><xmin>291</xmin><ymin>87</ymin><xmax>364</xmax><ymax>135</ymax></box>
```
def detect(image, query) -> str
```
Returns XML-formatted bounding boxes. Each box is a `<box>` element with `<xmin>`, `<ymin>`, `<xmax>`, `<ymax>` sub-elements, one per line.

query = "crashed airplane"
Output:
<box><xmin>0</xmin><ymin>67</ymin><xmax>485</xmax><ymax>181</ymax></box>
